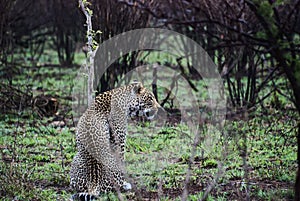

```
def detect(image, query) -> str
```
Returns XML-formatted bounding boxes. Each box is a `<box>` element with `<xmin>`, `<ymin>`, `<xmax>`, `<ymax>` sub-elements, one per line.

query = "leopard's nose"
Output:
<box><xmin>145</xmin><ymin>108</ymin><xmax>158</xmax><ymax>120</ymax></box>
<box><xmin>145</xmin><ymin>110</ymin><xmax>156</xmax><ymax>117</ymax></box>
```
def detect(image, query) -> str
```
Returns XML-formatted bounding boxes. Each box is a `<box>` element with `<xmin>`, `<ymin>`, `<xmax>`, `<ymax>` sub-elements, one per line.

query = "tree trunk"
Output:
<box><xmin>79</xmin><ymin>0</ymin><xmax>95</xmax><ymax>107</ymax></box>
<box><xmin>270</xmin><ymin>48</ymin><xmax>300</xmax><ymax>200</ymax></box>
<box><xmin>283</xmin><ymin>72</ymin><xmax>300</xmax><ymax>200</ymax></box>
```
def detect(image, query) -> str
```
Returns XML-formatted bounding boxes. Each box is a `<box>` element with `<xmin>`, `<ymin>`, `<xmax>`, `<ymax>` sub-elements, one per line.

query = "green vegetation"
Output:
<box><xmin>1</xmin><ymin>0</ymin><xmax>299</xmax><ymax>199</ymax></box>
<box><xmin>0</xmin><ymin>61</ymin><xmax>298</xmax><ymax>200</ymax></box>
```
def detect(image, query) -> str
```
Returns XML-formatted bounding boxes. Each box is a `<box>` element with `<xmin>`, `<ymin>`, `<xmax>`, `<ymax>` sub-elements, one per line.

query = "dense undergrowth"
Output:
<box><xmin>0</xmin><ymin>64</ymin><xmax>298</xmax><ymax>200</ymax></box>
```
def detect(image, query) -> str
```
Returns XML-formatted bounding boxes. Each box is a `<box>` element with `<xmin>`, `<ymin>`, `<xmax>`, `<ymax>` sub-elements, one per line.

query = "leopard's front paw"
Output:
<box><xmin>122</xmin><ymin>181</ymin><xmax>132</xmax><ymax>191</ymax></box>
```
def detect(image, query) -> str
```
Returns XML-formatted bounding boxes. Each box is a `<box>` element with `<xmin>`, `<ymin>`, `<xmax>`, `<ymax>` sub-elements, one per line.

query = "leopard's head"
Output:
<box><xmin>128</xmin><ymin>82</ymin><xmax>160</xmax><ymax>120</ymax></box>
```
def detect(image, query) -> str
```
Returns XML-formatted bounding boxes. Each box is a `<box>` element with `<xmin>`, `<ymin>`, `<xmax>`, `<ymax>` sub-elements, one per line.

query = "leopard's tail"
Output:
<box><xmin>70</xmin><ymin>193</ymin><xmax>98</xmax><ymax>201</ymax></box>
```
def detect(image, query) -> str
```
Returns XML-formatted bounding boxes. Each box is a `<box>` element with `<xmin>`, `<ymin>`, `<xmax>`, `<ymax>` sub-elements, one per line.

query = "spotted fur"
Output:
<box><xmin>70</xmin><ymin>82</ymin><xmax>159</xmax><ymax>200</ymax></box>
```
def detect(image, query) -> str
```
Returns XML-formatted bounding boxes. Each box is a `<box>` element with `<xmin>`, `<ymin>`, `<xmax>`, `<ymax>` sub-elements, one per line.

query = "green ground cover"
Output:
<box><xmin>0</xmin><ymin>62</ymin><xmax>298</xmax><ymax>200</ymax></box>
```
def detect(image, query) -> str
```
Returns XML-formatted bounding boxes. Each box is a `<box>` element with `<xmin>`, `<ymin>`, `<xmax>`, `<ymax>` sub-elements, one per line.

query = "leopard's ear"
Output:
<box><xmin>132</xmin><ymin>82</ymin><xmax>145</xmax><ymax>94</ymax></box>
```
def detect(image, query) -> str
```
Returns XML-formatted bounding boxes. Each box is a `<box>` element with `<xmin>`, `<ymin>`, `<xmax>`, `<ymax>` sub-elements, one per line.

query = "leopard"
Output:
<box><xmin>70</xmin><ymin>82</ymin><xmax>160</xmax><ymax>200</ymax></box>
